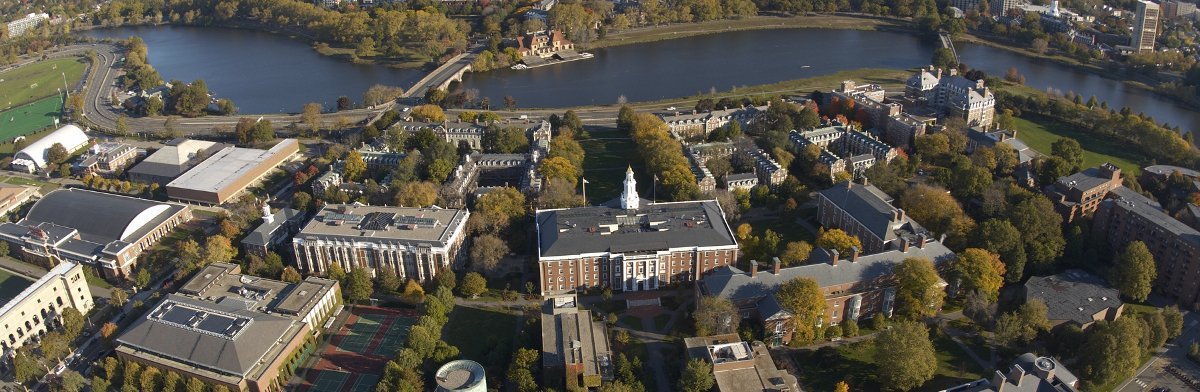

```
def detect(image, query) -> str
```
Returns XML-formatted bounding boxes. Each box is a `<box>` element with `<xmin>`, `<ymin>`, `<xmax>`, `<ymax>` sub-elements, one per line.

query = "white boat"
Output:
<box><xmin>801</xmin><ymin>65</ymin><xmax>811</xmax><ymax>68</ymax></box>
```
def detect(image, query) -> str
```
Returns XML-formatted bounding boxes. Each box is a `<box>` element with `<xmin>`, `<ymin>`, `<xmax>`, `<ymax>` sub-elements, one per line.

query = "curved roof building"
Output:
<box><xmin>0</xmin><ymin>189</ymin><xmax>192</xmax><ymax>279</ymax></box>
<box><xmin>11</xmin><ymin>124</ymin><xmax>89</xmax><ymax>172</ymax></box>
<box><xmin>434</xmin><ymin>360</ymin><xmax>487</xmax><ymax>392</ymax></box>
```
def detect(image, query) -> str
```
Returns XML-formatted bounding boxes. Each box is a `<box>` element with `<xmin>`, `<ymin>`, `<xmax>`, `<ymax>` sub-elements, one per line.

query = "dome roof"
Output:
<box><xmin>26</xmin><ymin>189</ymin><xmax>173</xmax><ymax>242</ymax></box>
<box><xmin>14</xmin><ymin>124</ymin><xmax>89</xmax><ymax>169</ymax></box>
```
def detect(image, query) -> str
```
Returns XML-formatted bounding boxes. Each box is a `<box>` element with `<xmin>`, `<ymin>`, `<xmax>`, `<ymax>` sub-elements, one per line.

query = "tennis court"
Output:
<box><xmin>308</xmin><ymin>370</ymin><xmax>350</xmax><ymax>392</ymax></box>
<box><xmin>0</xmin><ymin>95</ymin><xmax>62</xmax><ymax>141</ymax></box>
<box><xmin>336</xmin><ymin>315</ymin><xmax>382</xmax><ymax>354</ymax></box>
<box><xmin>348</xmin><ymin>374</ymin><xmax>379</xmax><ymax>392</ymax></box>
<box><xmin>372</xmin><ymin>316</ymin><xmax>414</xmax><ymax>356</ymax></box>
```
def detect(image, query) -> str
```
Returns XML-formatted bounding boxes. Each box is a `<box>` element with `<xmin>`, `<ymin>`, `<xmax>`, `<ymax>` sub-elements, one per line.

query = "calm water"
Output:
<box><xmin>957</xmin><ymin>42</ymin><xmax>1200</xmax><ymax>132</ymax></box>
<box><xmin>80</xmin><ymin>25</ymin><xmax>1200</xmax><ymax>132</ymax></box>
<box><xmin>81</xmin><ymin>25</ymin><xmax>424</xmax><ymax>113</ymax></box>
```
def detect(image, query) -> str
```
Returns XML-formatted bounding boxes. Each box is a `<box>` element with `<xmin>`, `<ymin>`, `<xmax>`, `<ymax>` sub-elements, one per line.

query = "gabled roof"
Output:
<box><xmin>1024</xmin><ymin>270</ymin><xmax>1122</xmax><ymax>326</ymax></box>
<box><xmin>817</xmin><ymin>182</ymin><xmax>900</xmax><ymax>241</ymax></box>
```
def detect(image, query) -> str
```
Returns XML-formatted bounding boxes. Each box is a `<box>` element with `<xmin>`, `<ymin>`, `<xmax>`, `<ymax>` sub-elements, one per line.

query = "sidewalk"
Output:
<box><xmin>0</xmin><ymin>256</ymin><xmax>47</xmax><ymax>280</ymax></box>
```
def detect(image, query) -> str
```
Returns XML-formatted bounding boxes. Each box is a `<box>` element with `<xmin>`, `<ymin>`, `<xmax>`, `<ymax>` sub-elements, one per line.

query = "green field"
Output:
<box><xmin>441</xmin><ymin>306</ymin><xmax>521</xmax><ymax>370</ymax></box>
<box><xmin>792</xmin><ymin>332</ymin><xmax>986</xmax><ymax>392</ymax></box>
<box><xmin>1010</xmin><ymin>115</ymin><xmax>1145</xmax><ymax>174</ymax></box>
<box><xmin>0</xmin><ymin>95</ymin><xmax>63</xmax><ymax>142</ymax></box>
<box><xmin>0</xmin><ymin>267</ymin><xmax>34</xmax><ymax>305</ymax></box>
<box><xmin>579</xmin><ymin>127</ymin><xmax>638</xmax><ymax>203</ymax></box>
<box><xmin>0</xmin><ymin>57</ymin><xmax>87</xmax><ymax>110</ymax></box>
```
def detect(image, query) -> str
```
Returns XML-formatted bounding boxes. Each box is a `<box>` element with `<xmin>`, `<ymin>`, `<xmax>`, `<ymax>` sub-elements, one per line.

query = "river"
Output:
<box><xmin>81</xmin><ymin>25</ymin><xmax>1200</xmax><ymax>132</ymax></box>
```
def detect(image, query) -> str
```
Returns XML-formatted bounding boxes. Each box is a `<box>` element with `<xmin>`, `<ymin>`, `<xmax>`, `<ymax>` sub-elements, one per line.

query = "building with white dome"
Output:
<box><xmin>10</xmin><ymin>124</ymin><xmax>90</xmax><ymax>173</ymax></box>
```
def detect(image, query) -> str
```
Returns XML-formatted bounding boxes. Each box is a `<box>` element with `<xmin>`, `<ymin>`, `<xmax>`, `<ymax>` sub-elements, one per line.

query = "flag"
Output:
<box><xmin>582</xmin><ymin>178</ymin><xmax>589</xmax><ymax>184</ymax></box>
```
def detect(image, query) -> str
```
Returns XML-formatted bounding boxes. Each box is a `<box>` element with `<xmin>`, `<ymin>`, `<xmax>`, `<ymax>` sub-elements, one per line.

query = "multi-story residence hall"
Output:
<box><xmin>790</xmin><ymin>126</ymin><xmax>899</xmax><ymax>180</ymax></box>
<box><xmin>905</xmin><ymin>66</ymin><xmax>996</xmax><ymax>129</ymax></box>
<box><xmin>659</xmin><ymin>105</ymin><xmax>768</xmax><ymax>139</ymax></box>
<box><xmin>0</xmin><ymin>189</ymin><xmax>192</xmax><ymax>279</ymax></box>
<box><xmin>0</xmin><ymin>262</ymin><xmax>93</xmax><ymax>364</ymax></box>
<box><xmin>291</xmin><ymin>204</ymin><xmax>469</xmax><ymax>283</ymax></box>
<box><xmin>116</xmin><ymin>263</ymin><xmax>340</xmax><ymax>392</ymax></box>
<box><xmin>535</xmin><ymin>168</ymin><xmax>738</xmax><ymax>295</ymax></box>
<box><xmin>1093</xmin><ymin>184</ymin><xmax>1200</xmax><ymax>309</ymax></box>
<box><xmin>1043</xmin><ymin>163</ymin><xmax>1123</xmax><ymax>223</ymax></box>
<box><xmin>817</xmin><ymin>181</ymin><xmax>925</xmax><ymax>254</ymax></box>
<box><xmin>698</xmin><ymin>237</ymin><xmax>954</xmax><ymax>345</ymax></box>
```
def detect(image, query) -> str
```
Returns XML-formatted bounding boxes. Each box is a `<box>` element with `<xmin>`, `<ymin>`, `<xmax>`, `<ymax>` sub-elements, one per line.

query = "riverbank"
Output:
<box><xmin>587</xmin><ymin>14</ymin><xmax>915</xmax><ymax>50</ymax></box>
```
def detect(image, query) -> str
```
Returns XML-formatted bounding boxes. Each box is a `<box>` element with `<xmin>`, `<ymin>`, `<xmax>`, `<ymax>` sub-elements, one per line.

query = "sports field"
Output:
<box><xmin>0</xmin><ymin>57</ymin><xmax>87</xmax><ymax>110</ymax></box>
<box><xmin>0</xmin><ymin>95</ymin><xmax>63</xmax><ymax>141</ymax></box>
<box><xmin>301</xmin><ymin>306</ymin><xmax>418</xmax><ymax>392</ymax></box>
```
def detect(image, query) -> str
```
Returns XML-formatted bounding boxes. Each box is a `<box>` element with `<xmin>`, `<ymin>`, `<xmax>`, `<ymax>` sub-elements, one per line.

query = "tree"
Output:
<box><xmin>146</xmin><ymin>96</ymin><xmax>163</xmax><ymax>116</ymax></box>
<box><xmin>538</xmin><ymin>156</ymin><xmax>580</xmax><ymax>185</ymax></box>
<box><xmin>343</xmin><ymin>150</ymin><xmax>367</xmax><ymax>182</ymax></box>
<box><xmin>474</xmin><ymin>187</ymin><xmax>526</xmax><ymax>233</ymax></box>
<box><xmin>400</xmin><ymin>279</ymin><xmax>425</xmax><ymax>304</ymax></box>
<box><xmin>694</xmin><ymin>296</ymin><xmax>740</xmax><ymax>336</ymax></box>
<box><xmin>460</xmin><ymin>272</ymin><xmax>487</xmax><ymax>298</ymax></box>
<box><xmin>835</xmin><ymin>381</ymin><xmax>851</xmax><ymax>392</ymax></box>
<box><xmin>954</xmin><ymin>248</ymin><xmax>1006</xmax><ymax>302</ymax></box>
<box><xmin>1050</xmin><ymin>138</ymin><xmax>1084</xmax><ymax>170</ymax></box>
<box><xmin>995</xmin><ymin>299</ymin><xmax>1050</xmax><ymax>346</ymax></box>
<box><xmin>410</xmin><ymin>104</ymin><xmax>445</xmax><ymax>122</ymax></box>
<box><xmin>301</xmin><ymin>102</ymin><xmax>323</xmax><ymax>134</ymax></box>
<box><xmin>375</xmin><ymin>267</ymin><xmax>403</xmax><ymax>294</ymax></box>
<box><xmin>111</xmin><ymin>288</ymin><xmax>128</xmax><ymax>307</ymax></box>
<box><xmin>678</xmin><ymin>359</ymin><xmax>715</xmax><ymax>392</ymax></box>
<box><xmin>1009</xmin><ymin>197</ymin><xmax>1064</xmax><ymax>270</ymax></box>
<box><xmin>47</xmin><ymin>143</ymin><xmax>69</xmax><ymax>164</ymax></box>
<box><xmin>780</xmin><ymin>241</ymin><xmax>813</xmax><ymax>266</ymax></box>
<box><xmin>895</xmin><ymin>258</ymin><xmax>944</xmax><ymax>320</ymax></box>
<box><xmin>363</xmin><ymin>84</ymin><xmax>403</xmax><ymax>107</ymax></box>
<box><xmin>503</xmin><ymin>95</ymin><xmax>517</xmax><ymax>109</ymax></box>
<box><xmin>327</xmin><ymin>262</ymin><xmax>347</xmax><ymax>282</ymax></box>
<box><xmin>281</xmin><ymin>267</ymin><xmax>302</xmax><ymax>283</ymax></box>
<box><xmin>1078</xmin><ymin>317</ymin><xmax>1145</xmax><ymax>389</ymax></box>
<box><xmin>931</xmin><ymin>47</ymin><xmax>956</xmax><ymax>69</ymax></box>
<box><xmin>469</xmin><ymin>234</ymin><xmax>508</xmax><ymax>276</ymax></box>
<box><xmin>42</xmin><ymin>331</ymin><xmax>69</xmax><ymax>362</ymax></box>
<box><xmin>875</xmin><ymin>321</ymin><xmax>938</xmax><ymax>391</ymax></box>
<box><xmin>216</xmin><ymin>98</ymin><xmax>236</xmax><ymax>115</ymax></box>
<box><xmin>816</xmin><ymin>229</ymin><xmax>863</xmax><ymax>256</ymax></box>
<box><xmin>62</xmin><ymin>307</ymin><xmax>85</xmax><ymax>341</ymax></box>
<box><xmin>203</xmin><ymin>235</ymin><xmax>235</xmax><ymax>264</ymax></box>
<box><xmin>347</xmin><ymin>268</ymin><xmax>374</xmax><ymax>303</ymax></box>
<box><xmin>13</xmin><ymin>349</ymin><xmax>41</xmax><ymax>385</ymax></box>
<box><xmin>1114</xmin><ymin>241</ymin><xmax>1156</xmax><ymax>302</ymax></box>
<box><xmin>99</xmin><ymin>322</ymin><xmax>119</xmax><ymax>345</ymax></box>
<box><xmin>898</xmin><ymin>185</ymin><xmax>974</xmax><ymax>248</ymax></box>
<box><xmin>1031</xmin><ymin>38</ymin><xmax>1049</xmax><ymax>54</ymax></box>
<box><xmin>394</xmin><ymin>181</ymin><xmax>438</xmax><ymax>207</ymax></box>
<box><xmin>1164</xmin><ymin>305</ymin><xmax>1184</xmax><ymax>339</ymax></box>
<box><xmin>970</xmin><ymin>219</ymin><xmax>1027</xmax><ymax>282</ymax></box>
<box><xmin>776</xmin><ymin>277</ymin><xmax>825</xmax><ymax>344</ymax></box>
<box><xmin>91</xmin><ymin>376</ymin><xmax>111</xmax><ymax>392</ymax></box>
<box><xmin>435</xmin><ymin>266</ymin><xmax>457</xmax><ymax>290</ymax></box>
<box><xmin>185</xmin><ymin>377</ymin><xmax>205</xmax><ymax>392</ymax></box>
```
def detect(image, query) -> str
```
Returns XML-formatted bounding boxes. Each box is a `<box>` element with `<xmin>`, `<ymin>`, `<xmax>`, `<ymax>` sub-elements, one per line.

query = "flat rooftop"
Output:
<box><xmin>536</xmin><ymin>200</ymin><xmax>736</xmax><ymax>258</ymax></box>
<box><xmin>166</xmin><ymin>139</ymin><xmax>297</xmax><ymax>193</ymax></box>
<box><xmin>179</xmin><ymin>263</ymin><xmax>336</xmax><ymax>318</ymax></box>
<box><xmin>296</xmin><ymin>205</ymin><xmax>469</xmax><ymax>247</ymax></box>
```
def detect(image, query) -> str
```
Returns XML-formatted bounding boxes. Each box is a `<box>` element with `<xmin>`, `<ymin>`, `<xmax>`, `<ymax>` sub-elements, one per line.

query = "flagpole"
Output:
<box><xmin>582</xmin><ymin>178</ymin><xmax>587</xmax><ymax>203</ymax></box>
<box><xmin>652</xmin><ymin>174</ymin><xmax>658</xmax><ymax>204</ymax></box>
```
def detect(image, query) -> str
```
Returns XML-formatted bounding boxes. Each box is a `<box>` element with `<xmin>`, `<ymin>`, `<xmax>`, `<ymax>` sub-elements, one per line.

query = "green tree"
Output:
<box><xmin>1114</xmin><ymin>241</ymin><xmax>1156</xmax><ymax>302</ymax></box>
<box><xmin>898</xmin><ymin>185</ymin><xmax>974</xmax><ymax>249</ymax></box>
<box><xmin>694</xmin><ymin>296</ymin><xmax>740</xmax><ymax>336</ymax></box>
<box><xmin>47</xmin><ymin>143</ymin><xmax>69</xmax><ymax>164</ymax></box>
<box><xmin>1009</xmin><ymin>197</ymin><xmax>1064</xmax><ymax>271</ymax></box>
<box><xmin>875</xmin><ymin>321</ymin><xmax>938</xmax><ymax>391</ymax></box>
<box><xmin>435</xmin><ymin>266</ymin><xmax>457</xmax><ymax>290</ymax></box>
<box><xmin>375</xmin><ymin>267</ymin><xmax>403</xmax><ymax>294</ymax></box>
<box><xmin>970</xmin><ymin>219</ymin><xmax>1027</xmax><ymax>282</ymax></box>
<box><xmin>1078</xmin><ymin>317</ymin><xmax>1145</xmax><ymax>389</ymax></box>
<box><xmin>202</xmin><ymin>235</ymin><xmax>235</xmax><ymax>264</ymax></box>
<box><xmin>347</xmin><ymin>268</ymin><xmax>374</xmax><ymax>303</ymax></box>
<box><xmin>185</xmin><ymin>377</ymin><xmax>205</xmax><ymax>392</ymax></box>
<box><xmin>895</xmin><ymin>258</ymin><xmax>944</xmax><ymax>320</ymax></box>
<box><xmin>111</xmin><ymin>288</ymin><xmax>128</xmax><ymax>307</ymax></box>
<box><xmin>954</xmin><ymin>248</ymin><xmax>1006</xmax><ymax>302</ymax></box>
<box><xmin>469</xmin><ymin>234</ymin><xmax>508</xmax><ymax>276</ymax></box>
<box><xmin>42</xmin><ymin>331</ymin><xmax>69</xmax><ymax>361</ymax></box>
<box><xmin>678</xmin><ymin>359</ymin><xmax>715</xmax><ymax>392</ymax></box>
<box><xmin>327</xmin><ymin>262</ymin><xmax>347</xmax><ymax>282</ymax></box>
<box><xmin>280</xmin><ymin>267</ymin><xmax>302</xmax><ymax>283</ymax></box>
<box><xmin>931</xmin><ymin>47</ymin><xmax>957</xmax><ymax>69</ymax></box>
<box><xmin>343</xmin><ymin>150</ymin><xmax>367</xmax><ymax>182</ymax></box>
<box><xmin>12</xmin><ymin>349</ymin><xmax>41</xmax><ymax>385</ymax></box>
<box><xmin>776</xmin><ymin>277</ymin><xmax>825</xmax><ymax>344</ymax></box>
<box><xmin>1050</xmin><ymin>138</ymin><xmax>1084</xmax><ymax>170</ymax></box>
<box><xmin>62</xmin><ymin>307</ymin><xmax>85</xmax><ymax>340</ymax></box>
<box><xmin>1164</xmin><ymin>305</ymin><xmax>1184</xmax><ymax>339</ymax></box>
<box><xmin>995</xmin><ymin>299</ymin><xmax>1050</xmax><ymax>346</ymax></box>
<box><xmin>460</xmin><ymin>272</ymin><xmax>487</xmax><ymax>298</ymax></box>
<box><xmin>815</xmin><ymin>229</ymin><xmax>862</xmax><ymax>256</ymax></box>
<box><xmin>91</xmin><ymin>376</ymin><xmax>111</xmax><ymax>392</ymax></box>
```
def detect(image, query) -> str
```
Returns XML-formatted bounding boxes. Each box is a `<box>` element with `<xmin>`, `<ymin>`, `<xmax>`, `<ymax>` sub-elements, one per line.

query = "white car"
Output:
<box><xmin>666</xmin><ymin>106</ymin><xmax>676</xmax><ymax>111</ymax></box>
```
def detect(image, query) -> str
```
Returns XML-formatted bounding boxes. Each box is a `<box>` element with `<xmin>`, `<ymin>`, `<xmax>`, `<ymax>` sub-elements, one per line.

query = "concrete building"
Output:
<box><xmin>6</xmin><ymin>13</ymin><xmax>49</xmax><ymax>38</ymax></box>
<box><xmin>1132</xmin><ymin>0</ymin><xmax>1160</xmax><ymax>52</ymax></box>
<box><xmin>990</xmin><ymin>0</ymin><xmax>1026</xmax><ymax>16</ymax></box>
<box><xmin>699</xmin><ymin>238</ymin><xmax>953</xmax><ymax>345</ymax></box>
<box><xmin>535</xmin><ymin>168</ymin><xmax>738</xmax><ymax>295</ymax></box>
<box><xmin>291</xmin><ymin>204</ymin><xmax>469</xmax><ymax>283</ymax></box>
<box><xmin>906</xmin><ymin>67</ymin><xmax>996</xmax><ymax>129</ymax></box>
<box><xmin>0</xmin><ymin>189</ymin><xmax>191</xmax><ymax>279</ymax></box>
<box><xmin>11</xmin><ymin>124</ymin><xmax>89</xmax><ymax>174</ymax></box>
<box><xmin>541</xmin><ymin>294</ymin><xmax>613</xmax><ymax>389</ymax></box>
<box><xmin>0</xmin><ymin>185</ymin><xmax>38</xmax><ymax>217</ymax></box>
<box><xmin>116</xmin><ymin>263</ymin><xmax>340</xmax><ymax>392</ymax></box>
<box><xmin>1162</xmin><ymin>0</ymin><xmax>1197</xmax><ymax>19</ymax></box>
<box><xmin>682</xmin><ymin>334</ymin><xmax>799</xmax><ymax>392</ymax></box>
<box><xmin>241</xmin><ymin>205</ymin><xmax>305</xmax><ymax>258</ymax></box>
<box><xmin>434</xmin><ymin>360</ymin><xmax>487</xmax><ymax>392</ymax></box>
<box><xmin>127</xmin><ymin>139</ymin><xmax>226</xmax><ymax>185</ymax></box>
<box><xmin>76</xmin><ymin>142</ymin><xmax>137</xmax><ymax>175</ymax></box>
<box><xmin>1093</xmin><ymin>186</ymin><xmax>1200</xmax><ymax>309</ymax></box>
<box><xmin>946</xmin><ymin>353</ymin><xmax>1080</xmax><ymax>392</ymax></box>
<box><xmin>1043</xmin><ymin>163</ymin><xmax>1123</xmax><ymax>223</ymax></box>
<box><xmin>1023</xmin><ymin>270</ymin><xmax>1123</xmax><ymax>330</ymax></box>
<box><xmin>0</xmin><ymin>262</ymin><xmax>93</xmax><ymax>365</ymax></box>
<box><xmin>817</xmin><ymin>181</ymin><xmax>928</xmax><ymax>254</ymax></box>
<box><xmin>166</xmin><ymin>139</ymin><xmax>299</xmax><ymax>205</ymax></box>
<box><xmin>659</xmin><ymin>105</ymin><xmax>767</xmax><ymax>139</ymax></box>
<box><xmin>441</xmin><ymin>152</ymin><xmax>542</xmax><ymax>208</ymax></box>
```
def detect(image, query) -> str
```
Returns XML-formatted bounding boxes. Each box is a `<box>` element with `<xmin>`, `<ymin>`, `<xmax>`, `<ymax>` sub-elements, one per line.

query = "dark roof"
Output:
<box><xmin>817</xmin><ymin>182</ymin><xmax>900</xmax><ymax>241</ymax></box>
<box><xmin>241</xmin><ymin>208</ymin><xmax>303</xmax><ymax>247</ymax></box>
<box><xmin>700</xmin><ymin>241</ymin><xmax>955</xmax><ymax>301</ymax></box>
<box><xmin>1104</xmin><ymin>186</ymin><xmax>1200</xmax><ymax>247</ymax></box>
<box><xmin>1024</xmin><ymin>270</ymin><xmax>1122</xmax><ymax>326</ymax></box>
<box><xmin>535</xmin><ymin>200</ymin><xmax>736</xmax><ymax>258</ymax></box>
<box><xmin>23</xmin><ymin>189</ymin><xmax>184</xmax><ymax>242</ymax></box>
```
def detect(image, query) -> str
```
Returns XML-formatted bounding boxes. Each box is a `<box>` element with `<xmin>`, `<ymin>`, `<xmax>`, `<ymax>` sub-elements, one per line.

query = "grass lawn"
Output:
<box><xmin>0</xmin><ymin>57</ymin><xmax>87</xmax><ymax>110</ymax></box>
<box><xmin>794</xmin><ymin>331</ymin><xmax>986</xmax><ymax>392</ymax></box>
<box><xmin>652</xmin><ymin>313</ymin><xmax>671</xmax><ymax>331</ymax></box>
<box><xmin>748</xmin><ymin>216</ymin><xmax>817</xmax><ymax>245</ymax></box>
<box><xmin>0</xmin><ymin>267</ymin><xmax>34</xmax><ymax>305</ymax></box>
<box><xmin>579</xmin><ymin>127</ymin><xmax>638</xmax><ymax>203</ymax></box>
<box><xmin>1010</xmin><ymin>115</ymin><xmax>1145</xmax><ymax>174</ymax></box>
<box><xmin>0</xmin><ymin>95</ymin><xmax>63</xmax><ymax>142</ymax></box>
<box><xmin>2</xmin><ymin>175</ymin><xmax>60</xmax><ymax>194</ymax></box>
<box><xmin>616</xmin><ymin>68</ymin><xmax>914</xmax><ymax>109</ymax></box>
<box><xmin>441</xmin><ymin>305</ymin><xmax>521</xmax><ymax>370</ymax></box>
<box><xmin>589</xmin><ymin>15</ymin><xmax>907</xmax><ymax>49</ymax></box>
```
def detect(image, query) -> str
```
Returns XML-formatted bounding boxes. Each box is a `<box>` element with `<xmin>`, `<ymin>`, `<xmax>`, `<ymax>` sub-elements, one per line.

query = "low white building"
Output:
<box><xmin>0</xmin><ymin>262</ymin><xmax>93</xmax><ymax>363</ymax></box>
<box><xmin>6</xmin><ymin>13</ymin><xmax>49</xmax><ymax>38</ymax></box>
<box><xmin>11</xmin><ymin>124</ymin><xmax>89</xmax><ymax>173</ymax></box>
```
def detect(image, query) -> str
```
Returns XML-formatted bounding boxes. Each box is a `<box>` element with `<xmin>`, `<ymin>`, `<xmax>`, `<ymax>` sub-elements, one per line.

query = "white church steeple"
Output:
<box><xmin>620</xmin><ymin>166</ymin><xmax>639</xmax><ymax>210</ymax></box>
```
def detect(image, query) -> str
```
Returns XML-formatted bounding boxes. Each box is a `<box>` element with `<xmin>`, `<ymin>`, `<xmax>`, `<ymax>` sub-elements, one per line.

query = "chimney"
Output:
<box><xmin>750</xmin><ymin>260</ymin><xmax>758</xmax><ymax>277</ymax></box>
<box><xmin>992</xmin><ymin>370</ymin><xmax>1008</xmax><ymax>391</ymax></box>
<box><xmin>939</xmin><ymin>233</ymin><xmax>947</xmax><ymax>244</ymax></box>
<box><xmin>1008</xmin><ymin>365</ymin><xmax>1026</xmax><ymax>388</ymax></box>
<box><xmin>773</xmin><ymin>257</ymin><xmax>781</xmax><ymax>275</ymax></box>
<box><xmin>918</xmin><ymin>234</ymin><xmax>928</xmax><ymax>249</ymax></box>
<box><xmin>850</xmin><ymin>246</ymin><xmax>860</xmax><ymax>262</ymax></box>
<box><xmin>830</xmin><ymin>249</ymin><xmax>840</xmax><ymax>266</ymax></box>
<box><xmin>901</xmin><ymin>239</ymin><xmax>910</xmax><ymax>253</ymax></box>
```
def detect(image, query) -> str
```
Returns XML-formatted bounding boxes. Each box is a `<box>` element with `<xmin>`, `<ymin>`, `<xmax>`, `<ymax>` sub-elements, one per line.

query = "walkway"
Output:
<box><xmin>939</xmin><ymin>32</ymin><xmax>959</xmax><ymax>62</ymax></box>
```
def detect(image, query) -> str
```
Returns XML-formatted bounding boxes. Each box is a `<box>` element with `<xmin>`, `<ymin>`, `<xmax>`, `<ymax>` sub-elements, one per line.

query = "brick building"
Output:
<box><xmin>1093</xmin><ymin>186</ymin><xmax>1200</xmax><ymax>309</ymax></box>
<box><xmin>1043</xmin><ymin>163</ymin><xmax>1123</xmax><ymax>223</ymax></box>
<box><xmin>535</xmin><ymin>168</ymin><xmax>738</xmax><ymax>295</ymax></box>
<box><xmin>816</xmin><ymin>181</ymin><xmax>921</xmax><ymax>254</ymax></box>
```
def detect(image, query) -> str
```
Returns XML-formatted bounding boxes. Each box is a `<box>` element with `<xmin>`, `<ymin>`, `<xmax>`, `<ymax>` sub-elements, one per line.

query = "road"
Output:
<box><xmin>1117</xmin><ymin>310</ymin><xmax>1200</xmax><ymax>392</ymax></box>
